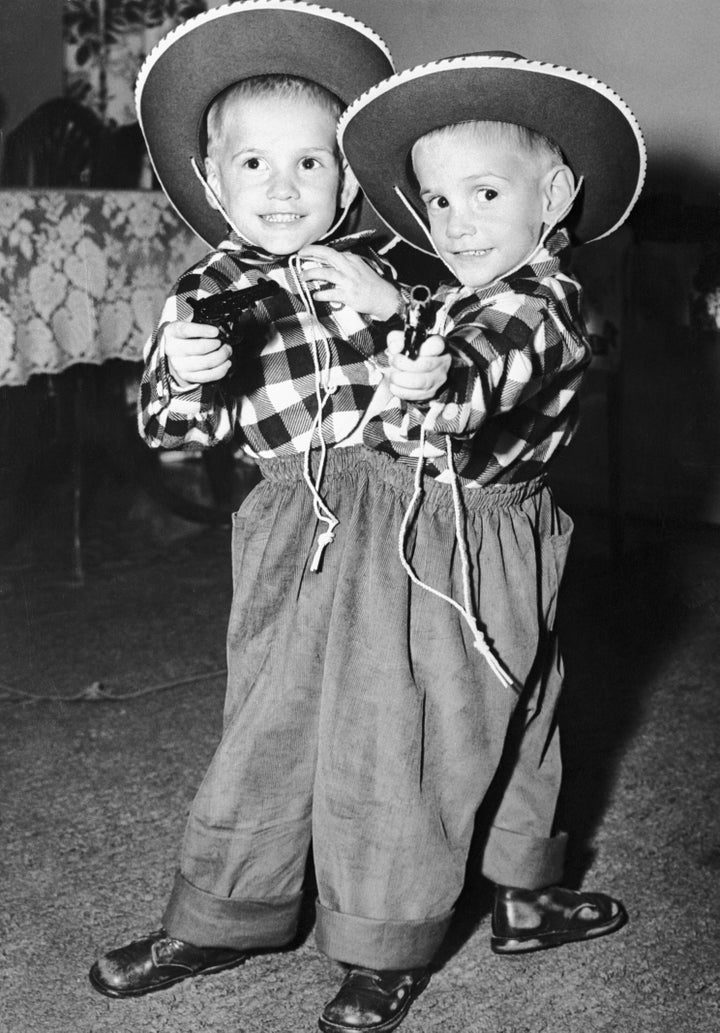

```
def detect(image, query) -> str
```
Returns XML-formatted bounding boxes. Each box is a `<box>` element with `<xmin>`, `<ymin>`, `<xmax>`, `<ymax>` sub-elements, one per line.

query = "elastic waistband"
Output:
<box><xmin>256</xmin><ymin>447</ymin><xmax>545</xmax><ymax>512</ymax></box>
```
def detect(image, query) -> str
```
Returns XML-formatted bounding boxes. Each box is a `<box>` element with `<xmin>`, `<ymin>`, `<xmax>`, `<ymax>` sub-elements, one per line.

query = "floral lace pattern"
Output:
<box><xmin>0</xmin><ymin>189</ymin><xmax>206</xmax><ymax>386</ymax></box>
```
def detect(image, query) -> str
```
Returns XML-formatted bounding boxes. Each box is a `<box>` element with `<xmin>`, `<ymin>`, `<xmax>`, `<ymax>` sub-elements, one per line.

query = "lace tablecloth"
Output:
<box><xmin>0</xmin><ymin>189</ymin><xmax>207</xmax><ymax>387</ymax></box>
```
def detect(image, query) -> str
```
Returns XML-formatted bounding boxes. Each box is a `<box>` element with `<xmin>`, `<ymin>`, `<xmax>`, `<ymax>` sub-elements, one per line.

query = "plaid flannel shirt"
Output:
<box><xmin>139</xmin><ymin>233</ymin><xmax>395</xmax><ymax>456</ymax></box>
<box><xmin>363</xmin><ymin>230</ymin><xmax>592</xmax><ymax>487</ymax></box>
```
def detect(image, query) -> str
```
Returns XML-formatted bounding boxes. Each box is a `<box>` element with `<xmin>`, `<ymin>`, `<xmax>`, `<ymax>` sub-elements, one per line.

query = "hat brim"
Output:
<box><xmin>339</xmin><ymin>55</ymin><xmax>647</xmax><ymax>251</ymax></box>
<box><xmin>136</xmin><ymin>0</ymin><xmax>394</xmax><ymax>247</ymax></box>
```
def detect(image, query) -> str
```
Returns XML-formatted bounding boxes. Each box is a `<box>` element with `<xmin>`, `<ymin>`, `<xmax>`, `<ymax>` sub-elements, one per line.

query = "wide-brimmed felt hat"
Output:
<box><xmin>338</xmin><ymin>53</ymin><xmax>647</xmax><ymax>252</ymax></box>
<box><xmin>136</xmin><ymin>0</ymin><xmax>394</xmax><ymax>247</ymax></box>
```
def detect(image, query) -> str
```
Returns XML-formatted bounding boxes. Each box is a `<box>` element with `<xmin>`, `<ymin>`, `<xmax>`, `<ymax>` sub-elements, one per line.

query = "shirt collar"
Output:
<box><xmin>215</xmin><ymin>229</ymin><xmax>380</xmax><ymax>266</ymax></box>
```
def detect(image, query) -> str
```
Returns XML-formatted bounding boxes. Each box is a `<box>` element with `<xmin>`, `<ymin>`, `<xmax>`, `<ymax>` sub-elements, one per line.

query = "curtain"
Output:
<box><xmin>62</xmin><ymin>0</ymin><xmax>208</xmax><ymax>126</ymax></box>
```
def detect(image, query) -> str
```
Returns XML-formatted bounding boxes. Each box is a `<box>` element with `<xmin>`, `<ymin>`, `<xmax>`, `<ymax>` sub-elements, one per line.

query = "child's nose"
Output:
<box><xmin>267</xmin><ymin>170</ymin><xmax>300</xmax><ymax>200</ymax></box>
<box><xmin>445</xmin><ymin>207</ymin><xmax>476</xmax><ymax>239</ymax></box>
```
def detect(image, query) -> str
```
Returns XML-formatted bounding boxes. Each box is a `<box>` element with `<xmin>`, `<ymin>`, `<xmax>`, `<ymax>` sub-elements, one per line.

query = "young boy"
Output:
<box><xmin>88</xmin><ymin>0</ymin><xmax>399</xmax><ymax>1003</ymax></box>
<box><xmin>89</xmin><ymin>5</ymin><xmax>450</xmax><ymax>1030</ymax></box>
<box><xmin>289</xmin><ymin>50</ymin><xmax>644</xmax><ymax>1031</ymax></box>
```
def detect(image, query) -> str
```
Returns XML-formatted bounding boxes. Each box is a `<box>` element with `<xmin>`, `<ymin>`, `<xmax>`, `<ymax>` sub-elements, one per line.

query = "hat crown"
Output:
<box><xmin>339</xmin><ymin>52</ymin><xmax>647</xmax><ymax>251</ymax></box>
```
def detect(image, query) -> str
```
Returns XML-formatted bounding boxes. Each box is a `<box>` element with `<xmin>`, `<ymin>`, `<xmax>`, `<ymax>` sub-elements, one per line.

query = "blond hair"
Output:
<box><xmin>414</xmin><ymin>119</ymin><xmax>565</xmax><ymax>173</ymax></box>
<box><xmin>205</xmin><ymin>74</ymin><xmax>344</xmax><ymax>160</ymax></box>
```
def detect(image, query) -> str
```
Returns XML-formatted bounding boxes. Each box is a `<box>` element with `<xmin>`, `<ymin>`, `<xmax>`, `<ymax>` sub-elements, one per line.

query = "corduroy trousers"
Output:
<box><xmin>163</xmin><ymin>446</ymin><xmax>571</xmax><ymax>969</ymax></box>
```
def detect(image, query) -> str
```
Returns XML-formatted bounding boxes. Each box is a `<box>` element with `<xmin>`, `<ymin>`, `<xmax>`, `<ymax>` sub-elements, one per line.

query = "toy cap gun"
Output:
<box><xmin>188</xmin><ymin>278</ymin><xmax>282</xmax><ymax>344</ymax></box>
<box><xmin>402</xmin><ymin>284</ymin><xmax>438</xmax><ymax>360</ymax></box>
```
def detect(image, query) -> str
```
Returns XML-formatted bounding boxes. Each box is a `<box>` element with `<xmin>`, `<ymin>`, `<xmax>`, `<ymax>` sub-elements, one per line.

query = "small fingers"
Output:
<box><xmin>189</xmin><ymin>361</ymin><xmax>233</xmax><ymax>383</ymax></box>
<box><xmin>311</xmin><ymin>288</ymin><xmax>343</xmax><ymax>306</ymax></box>
<box><xmin>416</xmin><ymin>334</ymin><xmax>446</xmax><ymax>357</ymax></box>
<box><xmin>171</xmin><ymin>351</ymin><xmax>233</xmax><ymax>384</ymax></box>
<box><xmin>386</xmin><ymin>332</ymin><xmax>446</xmax><ymax>362</ymax></box>
<box><xmin>301</xmin><ymin>264</ymin><xmax>338</xmax><ymax>287</ymax></box>
<box><xmin>297</xmin><ymin>244</ymin><xmax>337</xmax><ymax>265</ymax></box>
<box><xmin>386</xmin><ymin>330</ymin><xmax>405</xmax><ymax>354</ymax></box>
<box><xmin>388</xmin><ymin>381</ymin><xmax>441</xmax><ymax>402</ymax></box>
<box><xmin>169</xmin><ymin>320</ymin><xmax>221</xmax><ymax>341</ymax></box>
<box><xmin>182</xmin><ymin>345</ymin><xmax>232</xmax><ymax>371</ymax></box>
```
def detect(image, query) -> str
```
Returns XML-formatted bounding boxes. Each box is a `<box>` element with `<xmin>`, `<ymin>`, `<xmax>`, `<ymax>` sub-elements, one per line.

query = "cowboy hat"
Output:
<box><xmin>136</xmin><ymin>0</ymin><xmax>394</xmax><ymax>246</ymax></box>
<box><xmin>338</xmin><ymin>53</ymin><xmax>647</xmax><ymax>252</ymax></box>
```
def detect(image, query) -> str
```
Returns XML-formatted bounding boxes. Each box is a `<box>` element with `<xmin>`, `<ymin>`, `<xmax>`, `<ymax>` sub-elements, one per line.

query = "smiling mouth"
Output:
<box><xmin>261</xmin><ymin>213</ymin><xmax>303</xmax><ymax>224</ymax></box>
<box><xmin>455</xmin><ymin>248</ymin><xmax>491</xmax><ymax>257</ymax></box>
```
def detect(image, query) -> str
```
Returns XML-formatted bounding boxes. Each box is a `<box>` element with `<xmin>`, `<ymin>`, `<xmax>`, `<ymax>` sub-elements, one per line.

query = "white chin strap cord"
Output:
<box><xmin>386</xmin><ymin>281</ymin><xmax>517</xmax><ymax>691</ymax></box>
<box><xmin>398</xmin><ymin>428</ymin><xmax>519</xmax><ymax>693</ymax></box>
<box><xmin>288</xmin><ymin>252</ymin><xmax>339</xmax><ymax>572</ymax></box>
<box><xmin>390</xmin><ymin>180</ymin><xmax>581</xmax><ymax>693</ymax></box>
<box><xmin>191</xmin><ymin>156</ymin><xmax>357</xmax><ymax>571</ymax></box>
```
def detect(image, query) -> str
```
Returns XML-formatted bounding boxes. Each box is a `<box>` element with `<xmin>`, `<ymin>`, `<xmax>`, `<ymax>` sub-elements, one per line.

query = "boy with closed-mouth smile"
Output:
<box><xmin>314</xmin><ymin>50</ymin><xmax>647</xmax><ymax>1029</ymax></box>
<box><xmin>413</xmin><ymin>121</ymin><xmax>574</xmax><ymax>288</ymax></box>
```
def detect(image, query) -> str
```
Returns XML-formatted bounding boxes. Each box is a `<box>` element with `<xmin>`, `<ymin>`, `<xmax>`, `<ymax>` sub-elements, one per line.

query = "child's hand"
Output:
<box><xmin>162</xmin><ymin>321</ymin><xmax>233</xmax><ymax>388</ymax></box>
<box><xmin>385</xmin><ymin>330</ymin><xmax>451</xmax><ymax>401</ymax></box>
<box><xmin>297</xmin><ymin>244</ymin><xmax>402</xmax><ymax>322</ymax></box>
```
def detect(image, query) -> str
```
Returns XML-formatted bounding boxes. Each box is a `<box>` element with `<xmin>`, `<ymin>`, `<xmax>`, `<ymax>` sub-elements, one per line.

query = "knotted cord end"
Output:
<box><xmin>472</xmin><ymin>630</ymin><xmax>518</xmax><ymax>692</ymax></box>
<box><xmin>310</xmin><ymin>528</ymin><xmax>336</xmax><ymax>572</ymax></box>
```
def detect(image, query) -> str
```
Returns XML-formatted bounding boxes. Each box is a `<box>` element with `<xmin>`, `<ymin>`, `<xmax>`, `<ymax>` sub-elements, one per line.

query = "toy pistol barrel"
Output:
<box><xmin>402</xmin><ymin>284</ymin><xmax>434</xmax><ymax>360</ymax></box>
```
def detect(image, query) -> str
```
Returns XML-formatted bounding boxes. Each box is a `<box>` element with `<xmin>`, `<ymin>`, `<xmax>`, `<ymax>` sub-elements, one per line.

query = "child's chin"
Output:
<box><xmin>257</xmin><ymin>229</ymin><xmax>321</xmax><ymax>256</ymax></box>
<box><xmin>441</xmin><ymin>255</ymin><xmax>493</xmax><ymax>290</ymax></box>
<box><xmin>448</xmin><ymin>268</ymin><xmax>493</xmax><ymax>290</ymax></box>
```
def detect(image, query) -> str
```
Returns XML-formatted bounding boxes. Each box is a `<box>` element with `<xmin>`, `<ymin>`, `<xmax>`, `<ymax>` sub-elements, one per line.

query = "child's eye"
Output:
<box><xmin>300</xmin><ymin>157</ymin><xmax>321</xmax><ymax>170</ymax></box>
<box><xmin>477</xmin><ymin>188</ymin><xmax>499</xmax><ymax>202</ymax></box>
<box><xmin>243</xmin><ymin>157</ymin><xmax>263</xmax><ymax>171</ymax></box>
<box><xmin>426</xmin><ymin>196</ymin><xmax>449</xmax><ymax>211</ymax></box>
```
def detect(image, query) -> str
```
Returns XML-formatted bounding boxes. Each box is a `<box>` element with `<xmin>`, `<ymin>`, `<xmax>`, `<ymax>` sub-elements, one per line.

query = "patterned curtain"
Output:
<box><xmin>62</xmin><ymin>0</ymin><xmax>207</xmax><ymax>126</ymax></box>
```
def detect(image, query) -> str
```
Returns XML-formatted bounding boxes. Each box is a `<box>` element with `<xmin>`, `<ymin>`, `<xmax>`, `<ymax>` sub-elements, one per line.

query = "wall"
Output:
<box><xmin>336</xmin><ymin>0</ymin><xmax>720</xmax><ymax>205</ymax></box>
<box><xmin>0</xmin><ymin>0</ymin><xmax>63</xmax><ymax>133</ymax></box>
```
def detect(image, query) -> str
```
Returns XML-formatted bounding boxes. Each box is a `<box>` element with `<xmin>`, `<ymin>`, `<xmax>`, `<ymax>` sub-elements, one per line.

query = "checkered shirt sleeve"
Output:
<box><xmin>363</xmin><ymin>241</ymin><xmax>592</xmax><ymax>486</ymax></box>
<box><xmin>138</xmin><ymin>243</ymin><xmax>395</xmax><ymax>456</ymax></box>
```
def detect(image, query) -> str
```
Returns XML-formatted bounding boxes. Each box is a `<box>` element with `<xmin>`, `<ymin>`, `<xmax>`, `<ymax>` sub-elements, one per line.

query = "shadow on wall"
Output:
<box><xmin>0</xmin><ymin>92</ymin><xmax>7</xmax><ymax>172</ymax></box>
<box><xmin>644</xmin><ymin>150</ymin><xmax>720</xmax><ymax>212</ymax></box>
<box><xmin>550</xmin><ymin>141</ymin><xmax>720</xmax><ymax>527</ymax></box>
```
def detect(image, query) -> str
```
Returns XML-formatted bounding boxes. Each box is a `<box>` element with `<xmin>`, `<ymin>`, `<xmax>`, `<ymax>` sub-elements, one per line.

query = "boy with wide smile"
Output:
<box><xmin>204</xmin><ymin>88</ymin><xmax>351</xmax><ymax>256</ymax></box>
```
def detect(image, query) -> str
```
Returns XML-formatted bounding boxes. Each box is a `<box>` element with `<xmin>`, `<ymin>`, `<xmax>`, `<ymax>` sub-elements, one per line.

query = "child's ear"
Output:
<box><xmin>541</xmin><ymin>164</ymin><xmax>576</xmax><ymax>229</ymax></box>
<box><xmin>202</xmin><ymin>158</ymin><xmax>223</xmax><ymax>212</ymax></box>
<box><xmin>339</xmin><ymin>161</ymin><xmax>360</xmax><ymax>210</ymax></box>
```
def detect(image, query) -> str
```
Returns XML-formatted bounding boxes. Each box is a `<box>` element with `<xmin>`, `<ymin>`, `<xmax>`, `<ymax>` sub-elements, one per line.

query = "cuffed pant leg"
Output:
<box><xmin>480</xmin><ymin>640</ymin><xmax>568</xmax><ymax>889</ymax></box>
<box><xmin>164</xmin><ymin>472</ymin><xmax>334</xmax><ymax>948</ymax></box>
<box><xmin>311</xmin><ymin>458</ymin><xmax>523</xmax><ymax>969</ymax></box>
<box><xmin>482</xmin><ymin>827</ymin><xmax>567</xmax><ymax>890</ymax></box>
<box><xmin>163</xmin><ymin>871</ymin><xmax>301</xmax><ymax>950</ymax></box>
<box><xmin>315</xmin><ymin>902</ymin><xmax>452</xmax><ymax>970</ymax></box>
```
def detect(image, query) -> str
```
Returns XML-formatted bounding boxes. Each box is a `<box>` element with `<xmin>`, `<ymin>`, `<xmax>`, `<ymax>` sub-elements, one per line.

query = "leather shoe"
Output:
<box><xmin>88</xmin><ymin>928</ymin><xmax>248</xmax><ymax>998</ymax></box>
<box><xmin>491</xmin><ymin>884</ymin><xmax>627</xmax><ymax>954</ymax></box>
<box><xmin>319</xmin><ymin>966</ymin><xmax>429</xmax><ymax>1033</ymax></box>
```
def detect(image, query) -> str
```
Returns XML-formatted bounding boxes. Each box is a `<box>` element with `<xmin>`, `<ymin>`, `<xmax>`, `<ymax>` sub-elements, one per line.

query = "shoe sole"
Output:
<box><xmin>491</xmin><ymin>907</ymin><xmax>627</xmax><ymax>955</ymax></box>
<box><xmin>88</xmin><ymin>954</ymin><xmax>247</xmax><ymax>999</ymax></box>
<box><xmin>317</xmin><ymin>973</ymin><xmax>430</xmax><ymax>1033</ymax></box>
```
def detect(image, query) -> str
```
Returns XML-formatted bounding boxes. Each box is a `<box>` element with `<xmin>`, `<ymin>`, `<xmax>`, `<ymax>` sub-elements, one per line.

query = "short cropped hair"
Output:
<box><xmin>414</xmin><ymin>119</ymin><xmax>566</xmax><ymax>172</ymax></box>
<box><xmin>205</xmin><ymin>74</ymin><xmax>345</xmax><ymax>160</ymax></box>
